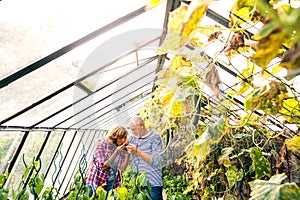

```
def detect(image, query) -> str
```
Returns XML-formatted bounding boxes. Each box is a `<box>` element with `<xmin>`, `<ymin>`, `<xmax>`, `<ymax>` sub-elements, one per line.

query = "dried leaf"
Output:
<box><xmin>244</xmin><ymin>81</ymin><xmax>288</xmax><ymax>115</ymax></box>
<box><xmin>208</xmin><ymin>31</ymin><xmax>222</xmax><ymax>42</ymax></box>
<box><xmin>281</xmin><ymin>43</ymin><xmax>300</xmax><ymax>79</ymax></box>
<box><xmin>205</xmin><ymin>63</ymin><xmax>222</xmax><ymax>99</ymax></box>
<box><xmin>225</xmin><ymin>32</ymin><xmax>245</xmax><ymax>52</ymax></box>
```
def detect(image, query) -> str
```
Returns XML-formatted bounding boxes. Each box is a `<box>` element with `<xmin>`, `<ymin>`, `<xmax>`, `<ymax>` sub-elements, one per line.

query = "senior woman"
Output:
<box><xmin>86</xmin><ymin>125</ymin><xmax>130</xmax><ymax>197</ymax></box>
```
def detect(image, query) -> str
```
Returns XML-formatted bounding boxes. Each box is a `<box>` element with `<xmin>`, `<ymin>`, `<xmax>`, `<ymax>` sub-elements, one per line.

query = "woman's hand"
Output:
<box><xmin>116</xmin><ymin>142</ymin><xmax>127</xmax><ymax>153</ymax></box>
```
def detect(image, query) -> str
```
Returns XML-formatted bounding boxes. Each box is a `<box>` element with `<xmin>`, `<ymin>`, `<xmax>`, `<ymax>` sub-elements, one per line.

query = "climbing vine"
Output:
<box><xmin>142</xmin><ymin>0</ymin><xmax>300</xmax><ymax>199</ymax></box>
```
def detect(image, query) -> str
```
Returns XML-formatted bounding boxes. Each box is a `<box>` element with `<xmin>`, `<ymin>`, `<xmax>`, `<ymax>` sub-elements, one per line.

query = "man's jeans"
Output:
<box><xmin>87</xmin><ymin>180</ymin><xmax>114</xmax><ymax>199</ymax></box>
<box><xmin>145</xmin><ymin>186</ymin><xmax>163</xmax><ymax>200</ymax></box>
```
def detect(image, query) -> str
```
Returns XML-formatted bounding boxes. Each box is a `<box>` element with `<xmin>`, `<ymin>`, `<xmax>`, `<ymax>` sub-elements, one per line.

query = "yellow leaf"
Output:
<box><xmin>170</xmin><ymin>55</ymin><xmax>192</xmax><ymax>70</ymax></box>
<box><xmin>170</xmin><ymin>100</ymin><xmax>183</xmax><ymax>115</ymax></box>
<box><xmin>181</xmin><ymin>0</ymin><xmax>210</xmax><ymax>39</ymax></box>
<box><xmin>158</xmin><ymin>6</ymin><xmax>188</xmax><ymax>54</ymax></box>
<box><xmin>230</xmin><ymin>0</ymin><xmax>255</xmax><ymax>25</ymax></box>
<box><xmin>285</xmin><ymin>135</ymin><xmax>300</xmax><ymax>153</ymax></box>
<box><xmin>271</xmin><ymin>65</ymin><xmax>283</xmax><ymax>74</ymax></box>
<box><xmin>169</xmin><ymin>6</ymin><xmax>188</xmax><ymax>32</ymax></box>
<box><xmin>237</xmin><ymin>7</ymin><xmax>252</xmax><ymax>20</ymax></box>
<box><xmin>280</xmin><ymin>98</ymin><xmax>300</xmax><ymax>123</ymax></box>
<box><xmin>161</xmin><ymin>90</ymin><xmax>174</xmax><ymax>105</ymax></box>
<box><xmin>237</xmin><ymin>82</ymin><xmax>251</xmax><ymax>95</ymax></box>
<box><xmin>252</xmin><ymin>29</ymin><xmax>288</xmax><ymax>68</ymax></box>
<box><xmin>146</xmin><ymin>0</ymin><xmax>161</xmax><ymax>10</ymax></box>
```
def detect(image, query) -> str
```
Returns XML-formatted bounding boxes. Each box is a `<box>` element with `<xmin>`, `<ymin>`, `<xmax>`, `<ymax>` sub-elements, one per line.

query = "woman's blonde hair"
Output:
<box><xmin>106</xmin><ymin>125</ymin><xmax>128</xmax><ymax>144</ymax></box>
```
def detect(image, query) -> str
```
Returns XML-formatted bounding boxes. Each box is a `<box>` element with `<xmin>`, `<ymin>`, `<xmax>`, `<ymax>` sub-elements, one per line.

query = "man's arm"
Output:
<box><xmin>127</xmin><ymin>134</ymin><xmax>162</xmax><ymax>167</ymax></box>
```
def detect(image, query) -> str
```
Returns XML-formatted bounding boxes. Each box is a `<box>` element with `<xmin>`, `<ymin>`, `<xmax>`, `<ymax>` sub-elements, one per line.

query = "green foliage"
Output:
<box><xmin>162</xmin><ymin>168</ymin><xmax>192</xmax><ymax>200</ymax></box>
<box><xmin>114</xmin><ymin>169</ymin><xmax>151</xmax><ymax>200</ymax></box>
<box><xmin>40</xmin><ymin>186</ymin><xmax>59</xmax><ymax>200</ymax></box>
<box><xmin>225</xmin><ymin>165</ymin><xmax>243</xmax><ymax>188</ymax></box>
<box><xmin>68</xmin><ymin>170</ymin><xmax>90</xmax><ymax>200</ymax></box>
<box><xmin>139</xmin><ymin>0</ymin><xmax>300</xmax><ymax>199</ymax></box>
<box><xmin>0</xmin><ymin>171</ymin><xmax>9</xmax><ymax>200</ymax></box>
<box><xmin>249</xmin><ymin>173</ymin><xmax>300</xmax><ymax>200</ymax></box>
<box><xmin>249</xmin><ymin>147</ymin><xmax>271</xmax><ymax>179</ymax></box>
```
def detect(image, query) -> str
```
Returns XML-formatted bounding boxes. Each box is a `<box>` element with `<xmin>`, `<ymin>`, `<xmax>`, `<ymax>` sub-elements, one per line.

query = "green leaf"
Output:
<box><xmin>19</xmin><ymin>190</ymin><xmax>29</xmax><ymax>200</ymax></box>
<box><xmin>136</xmin><ymin>193</ymin><xmax>144</xmax><ymax>200</ymax></box>
<box><xmin>193</xmin><ymin>118</ymin><xmax>225</xmax><ymax>164</ymax></box>
<box><xmin>138</xmin><ymin>173</ymin><xmax>146</xmax><ymax>188</ymax></box>
<box><xmin>115</xmin><ymin>187</ymin><xmax>128</xmax><ymax>200</ymax></box>
<box><xmin>34</xmin><ymin>174</ymin><xmax>44</xmax><ymax>195</ymax></box>
<box><xmin>225</xmin><ymin>165</ymin><xmax>243</xmax><ymax>188</ymax></box>
<box><xmin>249</xmin><ymin>147</ymin><xmax>271</xmax><ymax>179</ymax></box>
<box><xmin>252</xmin><ymin>21</ymin><xmax>278</xmax><ymax>40</ymax></box>
<box><xmin>23</xmin><ymin>166</ymin><xmax>31</xmax><ymax>180</ymax></box>
<box><xmin>249</xmin><ymin>173</ymin><xmax>300</xmax><ymax>200</ymax></box>
<box><xmin>0</xmin><ymin>174</ymin><xmax>6</xmax><ymax>189</ymax></box>
<box><xmin>96</xmin><ymin>186</ymin><xmax>107</xmax><ymax>198</ymax></box>
<box><xmin>218</xmin><ymin>147</ymin><xmax>233</xmax><ymax>167</ymax></box>
<box><xmin>0</xmin><ymin>189</ymin><xmax>9</xmax><ymax>200</ymax></box>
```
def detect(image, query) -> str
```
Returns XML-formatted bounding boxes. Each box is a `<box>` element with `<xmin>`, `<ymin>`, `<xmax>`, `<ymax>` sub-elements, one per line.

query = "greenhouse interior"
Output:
<box><xmin>1</xmin><ymin>0</ymin><xmax>300</xmax><ymax>199</ymax></box>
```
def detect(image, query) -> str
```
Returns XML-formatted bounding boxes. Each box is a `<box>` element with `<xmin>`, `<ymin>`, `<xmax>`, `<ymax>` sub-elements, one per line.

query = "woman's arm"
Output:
<box><xmin>119</xmin><ymin>153</ymin><xmax>130</xmax><ymax>171</ymax></box>
<box><xmin>103</xmin><ymin>143</ymin><xmax>126</xmax><ymax>170</ymax></box>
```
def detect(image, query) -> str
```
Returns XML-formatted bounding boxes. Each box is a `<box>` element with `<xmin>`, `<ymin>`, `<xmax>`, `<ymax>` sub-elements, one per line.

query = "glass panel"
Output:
<box><xmin>39</xmin><ymin>131</ymin><xmax>64</xmax><ymax>177</ymax></box>
<box><xmin>57</xmin><ymin>131</ymin><xmax>87</xmax><ymax>197</ymax></box>
<box><xmin>43</xmin><ymin>130</ymin><xmax>76</xmax><ymax>189</ymax></box>
<box><xmin>5</xmin><ymin>131</ymin><xmax>47</xmax><ymax>191</ymax></box>
<box><xmin>91</xmin><ymin>96</ymin><xmax>148</xmax><ymax>130</ymax></box>
<box><xmin>3</xmin><ymin>87</ymin><xmax>78</xmax><ymax>127</ymax></box>
<box><xmin>0</xmin><ymin>131</ymin><xmax>24</xmax><ymax>174</ymax></box>
<box><xmin>0</xmin><ymin>0</ymin><xmax>152</xmax><ymax>78</ymax></box>
<box><xmin>67</xmin><ymin>60</ymin><xmax>156</xmax><ymax>129</ymax></box>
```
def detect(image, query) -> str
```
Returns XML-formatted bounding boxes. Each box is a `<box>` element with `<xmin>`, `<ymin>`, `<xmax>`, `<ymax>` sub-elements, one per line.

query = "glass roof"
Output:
<box><xmin>0</xmin><ymin>0</ymin><xmax>152</xmax><ymax>76</ymax></box>
<box><xmin>1</xmin><ymin>0</ymin><xmax>299</xmax><ymax>130</ymax></box>
<box><xmin>0</xmin><ymin>0</ymin><xmax>166</xmax><ymax>128</ymax></box>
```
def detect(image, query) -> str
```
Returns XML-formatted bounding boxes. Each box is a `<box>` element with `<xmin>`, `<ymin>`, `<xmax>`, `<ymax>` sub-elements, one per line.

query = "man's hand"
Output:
<box><xmin>126</xmin><ymin>144</ymin><xmax>137</xmax><ymax>154</ymax></box>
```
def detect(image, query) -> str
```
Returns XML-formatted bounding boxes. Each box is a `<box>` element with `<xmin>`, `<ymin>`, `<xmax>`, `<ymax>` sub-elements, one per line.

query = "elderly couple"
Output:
<box><xmin>86</xmin><ymin>116</ymin><xmax>163</xmax><ymax>200</ymax></box>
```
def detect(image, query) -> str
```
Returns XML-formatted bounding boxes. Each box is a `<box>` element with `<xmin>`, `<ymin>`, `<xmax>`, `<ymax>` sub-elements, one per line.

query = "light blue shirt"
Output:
<box><xmin>128</xmin><ymin>131</ymin><xmax>163</xmax><ymax>187</ymax></box>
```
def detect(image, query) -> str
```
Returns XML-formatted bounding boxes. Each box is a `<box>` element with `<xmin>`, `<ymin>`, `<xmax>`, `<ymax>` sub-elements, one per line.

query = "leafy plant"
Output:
<box><xmin>0</xmin><ymin>171</ymin><xmax>9</xmax><ymax>200</ymax></box>
<box><xmin>162</xmin><ymin>168</ymin><xmax>192</xmax><ymax>200</ymax></box>
<box><xmin>114</xmin><ymin>168</ymin><xmax>152</xmax><ymax>200</ymax></box>
<box><xmin>67</xmin><ymin>170</ymin><xmax>90</xmax><ymax>200</ymax></box>
<box><xmin>249</xmin><ymin>173</ymin><xmax>300</xmax><ymax>200</ymax></box>
<box><xmin>142</xmin><ymin>0</ymin><xmax>300</xmax><ymax>199</ymax></box>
